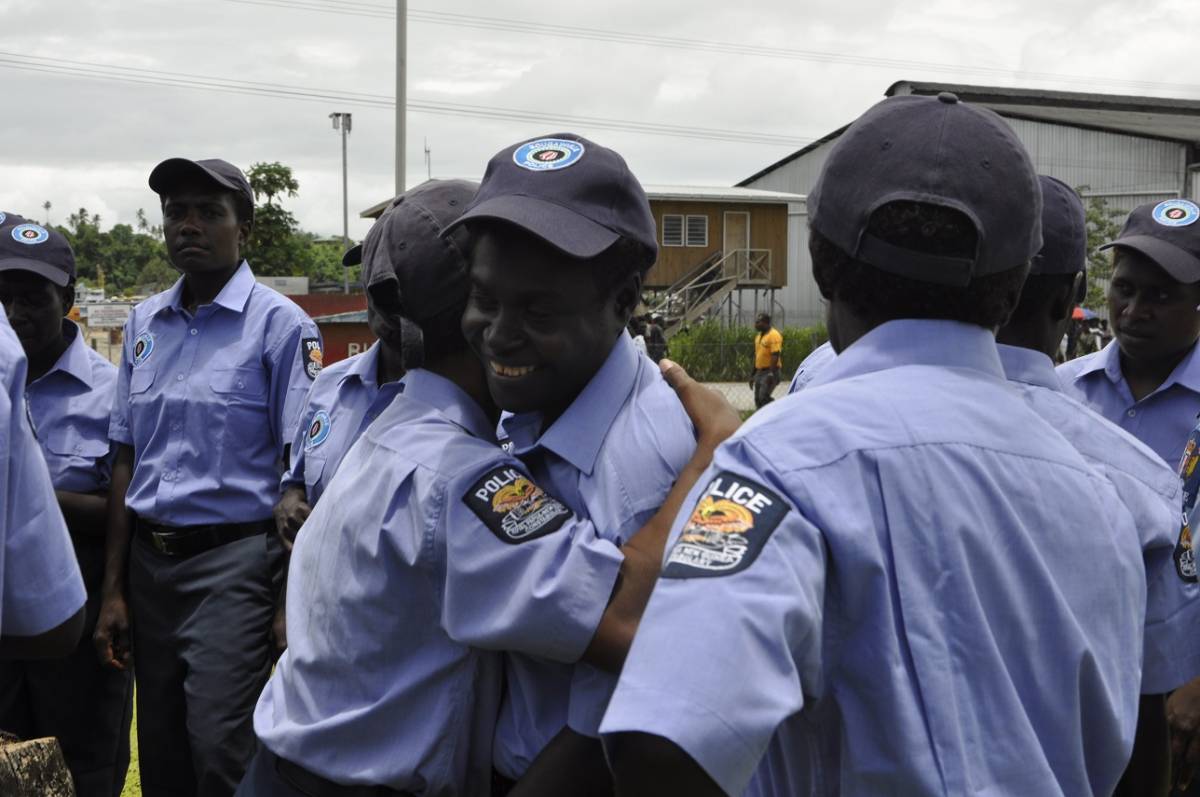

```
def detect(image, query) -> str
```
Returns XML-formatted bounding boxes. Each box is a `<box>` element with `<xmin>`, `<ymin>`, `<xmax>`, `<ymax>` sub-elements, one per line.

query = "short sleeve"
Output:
<box><xmin>281</xmin><ymin>396</ymin><xmax>316</xmax><ymax>493</ymax></box>
<box><xmin>767</xmin><ymin>331</ymin><xmax>783</xmax><ymax>354</ymax></box>
<box><xmin>600</xmin><ymin>438</ymin><xmax>825</xmax><ymax>797</ymax></box>
<box><xmin>265</xmin><ymin>313</ymin><xmax>322</xmax><ymax>460</ymax></box>
<box><xmin>439</xmin><ymin>457</ymin><xmax>624</xmax><ymax>663</ymax></box>
<box><xmin>2</xmin><ymin>353</ymin><xmax>85</xmax><ymax>636</ymax></box>
<box><xmin>107</xmin><ymin>314</ymin><xmax>135</xmax><ymax>446</ymax></box>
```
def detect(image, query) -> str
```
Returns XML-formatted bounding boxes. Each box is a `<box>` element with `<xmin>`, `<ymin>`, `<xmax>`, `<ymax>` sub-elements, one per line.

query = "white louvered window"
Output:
<box><xmin>662</xmin><ymin>214</ymin><xmax>684</xmax><ymax>247</ymax></box>
<box><xmin>685</xmin><ymin>215</ymin><xmax>708</xmax><ymax>247</ymax></box>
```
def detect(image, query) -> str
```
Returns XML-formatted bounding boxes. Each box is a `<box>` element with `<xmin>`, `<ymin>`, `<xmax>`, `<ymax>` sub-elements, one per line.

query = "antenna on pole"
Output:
<box><xmin>424</xmin><ymin>138</ymin><xmax>432</xmax><ymax>180</ymax></box>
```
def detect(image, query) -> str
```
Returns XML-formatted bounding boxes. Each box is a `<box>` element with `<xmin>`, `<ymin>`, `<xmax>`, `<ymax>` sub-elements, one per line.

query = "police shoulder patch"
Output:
<box><xmin>463</xmin><ymin>465</ymin><xmax>572</xmax><ymax>544</ymax></box>
<box><xmin>663</xmin><ymin>471</ymin><xmax>787</xmax><ymax>579</ymax></box>
<box><xmin>302</xmin><ymin>337</ymin><xmax>323</xmax><ymax>380</ymax></box>
<box><xmin>1176</xmin><ymin>514</ymin><xmax>1197</xmax><ymax>583</ymax></box>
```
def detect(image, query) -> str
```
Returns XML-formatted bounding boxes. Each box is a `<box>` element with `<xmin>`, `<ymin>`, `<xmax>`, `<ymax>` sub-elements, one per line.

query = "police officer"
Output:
<box><xmin>242</xmin><ymin>179</ymin><xmax>737</xmax><ymax>796</ymax></box>
<box><xmin>0</xmin><ymin>217</ymin><xmax>133</xmax><ymax>796</ymax></box>
<box><xmin>601</xmin><ymin>93</ymin><xmax>1148</xmax><ymax>795</ymax></box>
<box><xmin>1057</xmin><ymin>198</ymin><xmax>1200</xmax><ymax>465</ymax></box>
<box><xmin>449</xmin><ymin>134</ymin><xmax>699</xmax><ymax>792</ymax></box>
<box><xmin>93</xmin><ymin>158</ymin><xmax>322</xmax><ymax>797</ymax></box>
<box><xmin>995</xmin><ymin>175</ymin><xmax>1200</xmax><ymax>796</ymax></box>
<box><xmin>0</xmin><ymin>222</ymin><xmax>86</xmax><ymax>661</ymax></box>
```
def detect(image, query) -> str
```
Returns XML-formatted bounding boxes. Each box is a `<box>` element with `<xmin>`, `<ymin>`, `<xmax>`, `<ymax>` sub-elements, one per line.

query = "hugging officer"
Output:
<box><xmin>93</xmin><ymin>159</ymin><xmax>322</xmax><ymax>797</ymax></box>
<box><xmin>0</xmin><ymin>217</ymin><xmax>133</xmax><ymax>796</ymax></box>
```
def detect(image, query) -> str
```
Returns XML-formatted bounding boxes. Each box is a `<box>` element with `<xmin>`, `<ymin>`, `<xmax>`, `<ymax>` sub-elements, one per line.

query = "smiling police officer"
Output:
<box><xmin>93</xmin><ymin>158</ymin><xmax>322</xmax><ymax>797</ymax></box>
<box><xmin>601</xmin><ymin>94</ymin><xmax>1148</xmax><ymax>796</ymax></box>
<box><xmin>0</xmin><ymin>216</ymin><xmax>133</xmax><ymax>796</ymax></box>
<box><xmin>449</xmin><ymin>134</ymin><xmax>698</xmax><ymax>793</ymax></box>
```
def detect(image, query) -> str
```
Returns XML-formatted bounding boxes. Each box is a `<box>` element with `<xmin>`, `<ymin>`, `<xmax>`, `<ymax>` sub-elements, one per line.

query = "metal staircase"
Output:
<box><xmin>650</xmin><ymin>249</ymin><xmax>773</xmax><ymax>335</ymax></box>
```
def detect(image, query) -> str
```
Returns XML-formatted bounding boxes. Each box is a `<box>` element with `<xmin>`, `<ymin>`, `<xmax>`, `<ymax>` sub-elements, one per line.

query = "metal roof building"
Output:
<box><xmin>739</xmin><ymin>80</ymin><xmax>1200</xmax><ymax>327</ymax></box>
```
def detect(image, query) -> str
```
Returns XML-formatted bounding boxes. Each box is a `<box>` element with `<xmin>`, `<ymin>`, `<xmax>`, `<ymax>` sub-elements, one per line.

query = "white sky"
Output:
<box><xmin>1</xmin><ymin>0</ymin><xmax>1195</xmax><ymax>240</ymax></box>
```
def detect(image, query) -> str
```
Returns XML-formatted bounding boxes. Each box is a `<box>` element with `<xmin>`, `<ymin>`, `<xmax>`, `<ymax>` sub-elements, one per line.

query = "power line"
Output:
<box><xmin>222</xmin><ymin>0</ymin><xmax>1200</xmax><ymax>97</ymax></box>
<box><xmin>0</xmin><ymin>51</ymin><xmax>811</xmax><ymax>147</ymax></box>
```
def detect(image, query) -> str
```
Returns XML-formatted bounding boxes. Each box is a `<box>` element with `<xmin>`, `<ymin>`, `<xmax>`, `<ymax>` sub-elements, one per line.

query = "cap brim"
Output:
<box><xmin>1100</xmin><ymin>235</ymin><xmax>1200</xmax><ymax>283</ymax></box>
<box><xmin>342</xmin><ymin>243</ymin><xmax>363</xmax><ymax>268</ymax></box>
<box><xmin>446</xmin><ymin>194</ymin><xmax>620</xmax><ymax>259</ymax></box>
<box><xmin>149</xmin><ymin>158</ymin><xmax>240</xmax><ymax>195</ymax></box>
<box><xmin>0</xmin><ymin>257</ymin><xmax>70</xmax><ymax>286</ymax></box>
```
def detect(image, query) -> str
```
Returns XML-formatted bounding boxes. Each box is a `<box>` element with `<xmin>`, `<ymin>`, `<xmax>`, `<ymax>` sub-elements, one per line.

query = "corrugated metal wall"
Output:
<box><xmin>742</xmin><ymin>118</ymin><xmax>1191</xmax><ymax>327</ymax></box>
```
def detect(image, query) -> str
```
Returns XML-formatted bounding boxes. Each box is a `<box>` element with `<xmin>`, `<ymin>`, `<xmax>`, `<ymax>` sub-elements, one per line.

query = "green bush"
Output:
<box><xmin>668</xmin><ymin>320</ymin><xmax>828</xmax><ymax>382</ymax></box>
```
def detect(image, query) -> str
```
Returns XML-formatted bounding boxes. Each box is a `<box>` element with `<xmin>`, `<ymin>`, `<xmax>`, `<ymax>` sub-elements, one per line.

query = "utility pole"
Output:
<box><xmin>330</xmin><ymin>112</ymin><xmax>352</xmax><ymax>294</ymax></box>
<box><xmin>424</xmin><ymin>138</ymin><xmax>432</xmax><ymax>180</ymax></box>
<box><xmin>396</xmin><ymin>0</ymin><xmax>407</xmax><ymax>195</ymax></box>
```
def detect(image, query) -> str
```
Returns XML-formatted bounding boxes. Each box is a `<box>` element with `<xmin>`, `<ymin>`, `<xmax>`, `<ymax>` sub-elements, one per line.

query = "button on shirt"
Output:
<box><xmin>253</xmin><ymin>369</ymin><xmax>623</xmax><ymax>795</ymax></box>
<box><xmin>282</xmin><ymin>342</ymin><xmax>403</xmax><ymax>505</ymax></box>
<box><xmin>109</xmin><ymin>262</ymin><xmax>320</xmax><ymax>525</ymax></box>
<box><xmin>495</xmin><ymin>331</ymin><xmax>695</xmax><ymax>778</ymax></box>
<box><xmin>787</xmin><ymin>341</ymin><xmax>835</xmax><ymax>395</ymax></box>
<box><xmin>602</xmin><ymin>320</ymin><xmax>1146</xmax><ymax>797</ymax></box>
<box><xmin>0</xmin><ymin>305</ymin><xmax>85</xmax><ymax>637</ymax></box>
<box><xmin>27</xmin><ymin>321</ymin><xmax>116</xmax><ymax>494</ymax></box>
<box><xmin>1058</xmin><ymin>339</ymin><xmax>1200</xmax><ymax>466</ymax></box>
<box><xmin>1000</xmin><ymin>343</ymin><xmax>1200</xmax><ymax>693</ymax></box>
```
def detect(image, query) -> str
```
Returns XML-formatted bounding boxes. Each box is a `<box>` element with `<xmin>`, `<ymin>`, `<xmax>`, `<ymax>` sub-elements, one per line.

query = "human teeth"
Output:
<box><xmin>491</xmin><ymin>362</ymin><xmax>536</xmax><ymax>377</ymax></box>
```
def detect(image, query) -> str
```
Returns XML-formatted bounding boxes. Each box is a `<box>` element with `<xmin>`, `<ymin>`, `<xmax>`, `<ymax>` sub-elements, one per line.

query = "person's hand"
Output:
<box><xmin>270</xmin><ymin>603</ymin><xmax>288</xmax><ymax>659</ymax></box>
<box><xmin>1168</xmin><ymin>677</ymin><xmax>1200</xmax><ymax>790</ymax></box>
<box><xmin>661</xmin><ymin>359</ymin><xmax>741</xmax><ymax>451</ymax></box>
<box><xmin>93</xmin><ymin>592</ymin><xmax>132</xmax><ymax>671</ymax></box>
<box><xmin>273</xmin><ymin>487</ymin><xmax>311</xmax><ymax>552</ymax></box>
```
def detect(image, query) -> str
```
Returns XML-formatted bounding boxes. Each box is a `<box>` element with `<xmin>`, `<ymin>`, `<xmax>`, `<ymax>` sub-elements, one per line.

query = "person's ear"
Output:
<box><xmin>238</xmin><ymin>220</ymin><xmax>252</xmax><ymax>250</ymax></box>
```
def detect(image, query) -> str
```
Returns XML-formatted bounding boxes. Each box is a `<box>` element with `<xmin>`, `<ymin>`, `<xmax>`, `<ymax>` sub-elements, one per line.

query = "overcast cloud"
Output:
<box><xmin>1</xmin><ymin>0</ymin><xmax>1194</xmax><ymax>240</ymax></box>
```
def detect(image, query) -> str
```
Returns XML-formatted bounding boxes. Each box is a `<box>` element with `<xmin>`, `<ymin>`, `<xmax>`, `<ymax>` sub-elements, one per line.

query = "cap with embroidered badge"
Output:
<box><xmin>0</xmin><ymin>217</ymin><xmax>76</xmax><ymax>286</ymax></box>
<box><xmin>443</xmin><ymin>132</ymin><xmax>658</xmax><ymax>260</ymax></box>
<box><xmin>1100</xmin><ymin>198</ymin><xmax>1200</xmax><ymax>284</ymax></box>
<box><xmin>807</xmin><ymin>92</ymin><xmax>1043</xmax><ymax>287</ymax></box>
<box><xmin>1032</xmin><ymin>175</ymin><xmax>1086</xmax><ymax>276</ymax></box>
<box><xmin>148</xmin><ymin>158</ymin><xmax>255</xmax><ymax>222</ymax></box>
<box><xmin>346</xmin><ymin>179</ymin><xmax>478</xmax><ymax>322</ymax></box>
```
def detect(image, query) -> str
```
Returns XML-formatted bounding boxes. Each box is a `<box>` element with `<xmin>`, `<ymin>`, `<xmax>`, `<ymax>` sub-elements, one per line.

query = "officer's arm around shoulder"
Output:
<box><xmin>607</xmin><ymin>732</ymin><xmax>725</xmax><ymax>797</ymax></box>
<box><xmin>0</xmin><ymin>605</ymin><xmax>85</xmax><ymax>659</ymax></box>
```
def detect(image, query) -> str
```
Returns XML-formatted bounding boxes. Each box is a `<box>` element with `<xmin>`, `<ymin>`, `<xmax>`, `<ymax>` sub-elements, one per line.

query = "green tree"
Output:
<box><xmin>243</xmin><ymin>161</ymin><xmax>317</xmax><ymax>277</ymax></box>
<box><xmin>1080</xmin><ymin>191</ymin><xmax>1125</xmax><ymax>312</ymax></box>
<box><xmin>57</xmin><ymin>208</ymin><xmax>174</xmax><ymax>296</ymax></box>
<box><xmin>246</xmin><ymin>162</ymin><xmax>300</xmax><ymax>206</ymax></box>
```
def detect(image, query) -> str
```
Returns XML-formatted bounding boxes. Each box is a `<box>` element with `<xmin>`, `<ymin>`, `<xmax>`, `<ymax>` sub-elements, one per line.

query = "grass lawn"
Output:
<box><xmin>120</xmin><ymin>705</ymin><xmax>140</xmax><ymax>797</ymax></box>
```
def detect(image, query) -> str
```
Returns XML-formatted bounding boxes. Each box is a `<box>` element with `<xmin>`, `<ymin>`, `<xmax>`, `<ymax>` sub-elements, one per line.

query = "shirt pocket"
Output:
<box><xmin>42</xmin><ymin>427</ymin><xmax>113</xmax><ymax>492</ymax></box>
<box><xmin>130</xmin><ymin>367</ymin><xmax>156</xmax><ymax>395</ymax></box>
<box><xmin>209</xmin><ymin>366</ymin><xmax>270</xmax><ymax>446</ymax></box>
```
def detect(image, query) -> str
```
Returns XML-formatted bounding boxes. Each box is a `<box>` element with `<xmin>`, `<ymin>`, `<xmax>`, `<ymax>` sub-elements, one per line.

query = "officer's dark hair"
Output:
<box><xmin>810</xmin><ymin>200</ymin><xmax>1030</xmax><ymax>328</ymax></box>
<box><xmin>756</xmin><ymin>312</ymin><xmax>771</xmax><ymax>324</ymax></box>
<box><xmin>1006</xmin><ymin>270</ymin><xmax>1086</xmax><ymax>325</ymax></box>
<box><xmin>415</xmin><ymin>299</ymin><xmax>470</xmax><ymax>364</ymax></box>
<box><xmin>589</xmin><ymin>236</ymin><xmax>656</xmax><ymax>298</ymax></box>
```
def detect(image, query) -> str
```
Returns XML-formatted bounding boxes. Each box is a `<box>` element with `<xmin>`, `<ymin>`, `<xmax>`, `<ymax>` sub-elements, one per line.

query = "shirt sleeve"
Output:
<box><xmin>600</xmin><ymin>438</ymin><xmax>825</xmax><ymax>797</ymax></box>
<box><xmin>438</xmin><ymin>456</ymin><xmax>624</xmax><ymax>663</ymax></box>
<box><xmin>2</xmin><ymin>349</ymin><xmax>85</xmax><ymax>636</ymax></box>
<box><xmin>107</xmin><ymin>314</ymin><xmax>135</xmax><ymax>446</ymax></box>
<box><xmin>767</xmin><ymin>331</ymin><xmax>783</xmax><ymax>354</ymax></box>
<box><xmin>264</xmin><ymin>313</ymin><xmax>322</xmax><ymax>461</ymax></box>
<box><xmin>280</xmin><ymin>395</ymin><xmax>315</xmax><ymax>494</ymax></box>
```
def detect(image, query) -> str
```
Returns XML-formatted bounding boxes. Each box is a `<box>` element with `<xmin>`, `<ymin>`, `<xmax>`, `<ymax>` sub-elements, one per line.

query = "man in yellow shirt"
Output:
<box><xmin>751</xmin><ymin>312</ymin><xmax>783</xmax><ymax>408</ymax></box>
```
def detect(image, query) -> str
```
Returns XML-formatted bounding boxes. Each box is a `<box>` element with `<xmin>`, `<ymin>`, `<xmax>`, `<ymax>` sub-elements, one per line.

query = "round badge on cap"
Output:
<box><xmin>11</xmin><ymin>223</ymin><xmax>49</xmax><ymax>245</ymax></box>
<box><xmin>305</xmin><ymin>410</ymin><xmax>331</xmax><ymax>450</ymax></box>
<box><xmin>1152</xmin><ymin>199</ymin><xmax>1200</xmax><ymax>227</ymax></box>
<box><xmin>0</xmin><ymin>212</ymin><xmax>6</xmax><ymax>226</ymax></box>
<box><xmin>513</xmin><ymin>139</ymin><xmax>585</xmax><ymax>172</ymax></box>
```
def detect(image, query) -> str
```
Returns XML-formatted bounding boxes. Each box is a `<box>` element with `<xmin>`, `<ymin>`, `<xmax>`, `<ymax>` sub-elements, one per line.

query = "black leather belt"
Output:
<box><xmin>135</xmin><ymin>517</ymin><xmax>273</xmax><ymax>558</ymax></box>
<box><xmin>275</xmin><ymin>752</ymin><xmax>414</xmax><ymax>797</ymax></box>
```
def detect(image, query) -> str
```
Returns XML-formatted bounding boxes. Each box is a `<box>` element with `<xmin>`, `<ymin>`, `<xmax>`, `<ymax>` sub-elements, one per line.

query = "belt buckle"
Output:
<box><xmin>150</xmin><ymin>530</ymin><xmax>172</xmax><ymax>555</ymax></box>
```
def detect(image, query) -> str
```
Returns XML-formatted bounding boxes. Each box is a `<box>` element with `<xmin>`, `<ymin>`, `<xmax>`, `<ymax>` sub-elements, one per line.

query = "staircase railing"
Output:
<box><xmin>650</xmin><ymin>249</ymin><xmax>773</xmax><ymax>333</ymax></box>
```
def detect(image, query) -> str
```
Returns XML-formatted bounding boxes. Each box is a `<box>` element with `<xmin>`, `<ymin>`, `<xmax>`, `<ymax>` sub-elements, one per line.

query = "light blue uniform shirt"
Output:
<box><xmin>787</xmin><ymin>341</ymin><xmax>835</xmax><ymax>394</ymax></box>
<box><xmin>1058</xmin><ymin>339</ymin><xmax>1200</xmax><ymax>466</ymax></box>
<box><xmin>999</xmin><ymin>343</ymin><xmax>1200</xmax><ymax>693</ymax></box>
<box><xmin>27</xmin><ymin>321</ymin><xmax>116</xmax><ymax>494</ymax></box>
<box><xmin>494</xmin><ymin>332</ymin><xmax>695</xmax><ymax>778</ymax></box>
<box><xmin>109</xmin><ymin>262</ymin><xmax>320</xmax><ymax>525</ymax></box>
<box><xmin>282</xmin><ymin>342</ymin><xmax>403</xmax><ymax>504</ymax></box>
<box><xmin>602</xmin><ymin>320</ymin><xmax>1146</xmax><ymax>797</ymax></box>
<box><xmin>0</xmin><ymin>305</ymin><xmax>85</xmax><ymax>636</ymax></box>
<box><xmin>254</xmin><ymin>368</ymin><xmax>624</xmax><ymax>795</ymax></box>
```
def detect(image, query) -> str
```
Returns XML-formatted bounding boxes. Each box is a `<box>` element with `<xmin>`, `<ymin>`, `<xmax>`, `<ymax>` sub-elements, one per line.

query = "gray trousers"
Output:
<box><xmin>0</xmin><ymin>536</ymin><xmax>133</xmax><ymax>797</ymax></box>
<box><xmin>129</xmin><ymin>530</ymin><xmax>283</xmax><ymax>797</ymax></box>
<box><xmin>753</xmin><ymin>369</ymin><xmax>779</xmax><ymax>409</ymax></box>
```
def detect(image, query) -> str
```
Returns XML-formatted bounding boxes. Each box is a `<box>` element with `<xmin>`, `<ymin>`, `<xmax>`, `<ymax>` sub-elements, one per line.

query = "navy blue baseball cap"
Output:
<box><xmin>350</xmin><ymin>179</ymin><xmax>478</xmax><ymax>322</ymax></box>
<box><xmin>1100</xmin><ymin>199</ymin><xmax>1200</xmax><ymax>283</ymax></box>
<box><xmin>1031</xmin><ymin>176</ymin><xmax>1086</xmax><ymax>276</ymax></box>
<box><xmin>808</xmin><ymin>93</ymin><xmax>1042</xmax><ymax>287</ymax></box>
<box><xmin>444</xmin><ymin>133</ymin><xmax>658</xmax><ymax>260</ymax></box>
<box><xmin>148</xmin><ymin>158</ymin><xmax>255</xmax><ymax>221</ymax></box>
<box><xmin>0</xmin><ymin>218</ymin><xmax>76</xmax><ymax>286</ymax></box>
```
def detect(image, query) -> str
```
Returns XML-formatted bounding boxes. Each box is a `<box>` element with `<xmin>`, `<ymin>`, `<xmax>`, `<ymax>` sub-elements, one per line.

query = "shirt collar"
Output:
<box><xmin>996</xmin><ymin>344</ymin><xmax>1062</xmax><ymax>392</ymax></box>
<box><xmin>163</xmin><ymin>260</ymin><xmax>256</xmax><ymax>314</ymax></box>
<box><xmin>1081</xmin><ymin>338</ymin><xmax>1200</xmax><ymax>397</ymax></box>
<box><xmin>339</xmin><ymin>342</ymin><xmax>381</xmax><ymax>387</ymax></box>
<box><xmin>503</xmin><ymin>331</ymin><xmax>639</xmax><ymax>475</ymax></box>
<box><xmin>400</xmin><ymin>368</ymin><xmax>497</xmax><ymax>442</ymax></box>
<box><xmin>809</xmin><ymin>319</ymin><xmax>1005</xmax><ymax>388</ymax></box>
<box><xmin>34</xmin><ymin>321</ymin><xmax>95</xmax><ymax>389</ymax></box>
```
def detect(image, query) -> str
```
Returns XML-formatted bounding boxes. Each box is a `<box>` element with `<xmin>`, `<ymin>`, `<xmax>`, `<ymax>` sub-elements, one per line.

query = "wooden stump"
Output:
<box><xmin>0</xmin><ymin>737</ymin><xmax>75</xmax><ymax>796</ymax></box>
